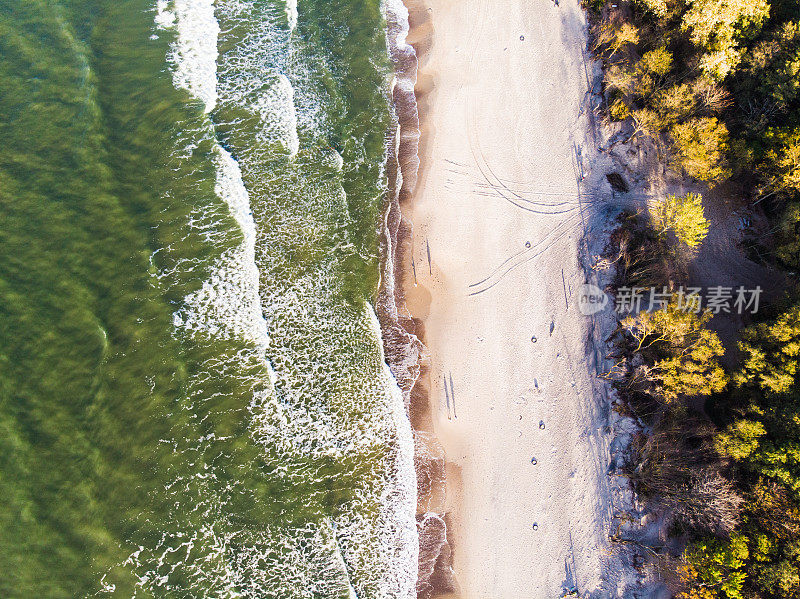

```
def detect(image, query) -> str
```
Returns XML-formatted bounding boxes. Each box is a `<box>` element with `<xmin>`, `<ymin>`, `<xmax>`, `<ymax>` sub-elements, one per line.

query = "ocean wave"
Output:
<box><xmin>156</xmin><ymin>0</ymin><xmax>219</xmax><ymax>112</ymax></box>
<box><xmin>174</xmin><ymin>146</ymin><xmax>271</xmax><ymax>351</ymax></box>
<box><xmin>142</xmin><ymin>0</ymin><xmax>420</xmax><ymax>597</ymax></box>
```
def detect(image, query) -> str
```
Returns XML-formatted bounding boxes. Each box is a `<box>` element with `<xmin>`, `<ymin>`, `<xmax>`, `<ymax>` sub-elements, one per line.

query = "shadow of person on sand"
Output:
<box><xmin>561</xmin><ymin>555</ymin><xmax>578</xmax><ymax>596</ymax></box>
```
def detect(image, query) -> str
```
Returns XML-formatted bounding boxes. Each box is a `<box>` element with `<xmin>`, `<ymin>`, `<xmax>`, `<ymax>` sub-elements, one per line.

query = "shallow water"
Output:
<box><xmin>0</xmin><ymin>0</ymin><xmax>415</xmax><ymax>597</ymax></box>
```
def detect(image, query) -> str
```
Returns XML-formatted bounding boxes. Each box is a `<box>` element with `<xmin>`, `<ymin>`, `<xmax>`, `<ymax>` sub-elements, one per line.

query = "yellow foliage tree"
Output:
<box><xmin>677</xmin><ymin>535</ymin><xmax>749</xmax><ymax>599</ymax></box>
<box><xmin>653</xmin><ymin>83</ymin><xmax>698</xmax><ymax>125</ymax></box>
<box><xmin>630</xmin><ymin>107</ymin><xmax>667</xmax><ymax>141</ymax></box>
<box><xmin>595</xmin><ymin>22</ymin><xmax>640</xmax><ymax>56</ymax></box>
<box><xmin>765</xmin><ymin>127</ymin><xmax>800</xmax><ymax>196</ymax></box>
<box><xmin>735</xmin><ymin>305</ymin><xmax>800</xmax><ymax>395</ymax></box>
<box><xmin>651</xmin><ymin>192</ymin><xmax>710</xmax><ymax>249</ymax></box>
<box><xmin>670</xmin><ymin>117</ymin><xmax>732</xmax><ymax>182</ymax></box>
<box><xmin>633</xmin><ymin>47</ymin><xmax>674</xmax><ymax>99</ymax></box>
<box><xmin>715</xmin><ymin>419</ymin><xmax>767</xmax><ymax>460</ymax></box>
<box><xmin>620</xmin><ymin>305</ymin><xmax>728</xmax><ymax>403</ymax></box>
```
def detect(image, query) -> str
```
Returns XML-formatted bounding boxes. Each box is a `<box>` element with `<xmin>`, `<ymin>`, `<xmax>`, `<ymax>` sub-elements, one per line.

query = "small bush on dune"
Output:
<box><xmin>608</xmin><ymin>213</ymin><xmax>682</xmax><ymax>288</ymax></box>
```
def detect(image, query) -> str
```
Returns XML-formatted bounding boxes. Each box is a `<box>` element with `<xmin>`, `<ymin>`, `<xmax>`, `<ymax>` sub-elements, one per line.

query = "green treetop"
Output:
<box><xmin>682</xmin><ymin>0</ymin><xmax>771</xmax><ymax>79</ymax></box>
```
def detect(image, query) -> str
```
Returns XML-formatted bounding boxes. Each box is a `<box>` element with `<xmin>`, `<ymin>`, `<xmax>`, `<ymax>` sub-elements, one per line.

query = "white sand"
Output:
<box><xmin>402</xmin><ymin>0</ymin><xmax>629</xmax><ymax>596</ymax></box>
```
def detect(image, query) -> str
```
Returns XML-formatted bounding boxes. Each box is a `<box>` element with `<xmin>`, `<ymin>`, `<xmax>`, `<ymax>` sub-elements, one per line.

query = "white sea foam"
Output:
<box><xmin>156</xmin><ymin>0</ymin><xmax>219</xmax><ymax>112</ymax></box>
<box><xmin>154</xmin><ymin>0</ymin><xmax>176</xmax><ymax>28</ymax></box>
<box><xmin>285</xmin><ymin>0</ymin><xmax>298</xmax><ymax>32</ymax></box>
<box><xmin>367</xmin><ymin>304</ymin><xmax>419</xmax><ymax>599</ymax></box>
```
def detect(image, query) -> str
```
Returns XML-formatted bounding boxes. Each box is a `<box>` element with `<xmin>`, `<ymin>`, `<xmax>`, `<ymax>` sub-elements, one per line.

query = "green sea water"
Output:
<box><xmin>0</xmin><ymin>1</ymin><xmax>416</xmax><ymax>597</ymax></box>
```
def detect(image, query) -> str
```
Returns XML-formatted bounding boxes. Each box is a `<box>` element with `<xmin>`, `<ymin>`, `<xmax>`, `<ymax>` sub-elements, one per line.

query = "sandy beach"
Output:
<box><xmin>390</xmin><ymin>0</ymin><xmax>631</xmax><ymax>596</ymax></box>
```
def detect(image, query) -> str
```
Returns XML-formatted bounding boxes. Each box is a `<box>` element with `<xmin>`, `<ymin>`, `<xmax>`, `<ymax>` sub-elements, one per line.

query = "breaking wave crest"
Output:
<box><xmin>156</xmin><ymin>0</ymin><xmax>219</xmax><ymax>112</ymax></box>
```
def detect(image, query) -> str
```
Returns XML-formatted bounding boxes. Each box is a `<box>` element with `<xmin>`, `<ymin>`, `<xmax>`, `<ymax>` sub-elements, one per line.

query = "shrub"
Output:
<box><xmin>609</xmin><ymin>97</ymin><xmax>632</xmax><ymax>121</ymax></box>
<box><xmin>667</xmin><ymin>466</ymin><xmax>744</xmax><ymax>535</ymax></box>
<box><xmin>605</xmin><ymin>62</ymin><xmax>636</xmax><ymax>95</ymax></box>
<box><xmin>634</xmin><ymin>0</ymin><xmax>671</xmax><ymax>18</ymax></box>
